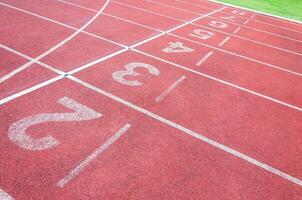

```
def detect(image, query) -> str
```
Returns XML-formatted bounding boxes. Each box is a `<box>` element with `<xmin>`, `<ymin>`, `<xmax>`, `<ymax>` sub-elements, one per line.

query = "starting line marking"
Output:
<box><xmin>196</xmin><ymin>51</ymin><xmax>214</xmax><ymax>66</ymax></box>
<box><xmin>57</xmin><ymin>123</ymin><xmax>131</xmax><ymax>188</ymax></box>
<box><xmin>0</xmin><ymin>188</ymin><xmax>14</xmax><ymax>200</ymax></box>
<box><xmin>68</xmin><ymin>75</ymin><xmax>302</xmax><ymax>187</ymax></box>
<box><xmin>155</xmin><ymin>76</ymin><xmax>186</xmax><ymax>102</ymax></box>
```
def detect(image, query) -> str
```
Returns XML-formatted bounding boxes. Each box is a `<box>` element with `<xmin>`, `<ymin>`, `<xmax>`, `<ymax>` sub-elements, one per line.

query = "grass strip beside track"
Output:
<box><xmin>215</xmin><ymin>0</ymin><xmax>302</xmax><ymax>21</ymax></box>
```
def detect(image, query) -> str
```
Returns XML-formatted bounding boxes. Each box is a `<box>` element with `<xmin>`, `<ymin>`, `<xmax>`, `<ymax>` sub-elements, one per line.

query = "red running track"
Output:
<box><xmin>0</xmin><ymin>0</ymin><xmax>302</xmax><ymax>199</ymax></box>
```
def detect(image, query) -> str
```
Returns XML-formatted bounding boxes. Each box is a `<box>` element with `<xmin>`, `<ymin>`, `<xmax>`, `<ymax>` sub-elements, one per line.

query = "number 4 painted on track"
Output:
<box><xmin>8</xmin><ymin>97</ymin><xmax>102</xmax><ymax>151</ymax></box>
<box><xmin>162</xmin><ymin>42</ymin><xmax>194</xmax><ymax>53</ymax></box>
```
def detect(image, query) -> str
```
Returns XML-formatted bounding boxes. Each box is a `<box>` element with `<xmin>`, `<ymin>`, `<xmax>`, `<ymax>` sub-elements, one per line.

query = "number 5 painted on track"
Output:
<box><xmin>112</xmin><ymin>62</ymin><xmax>160</xmax><ymax>86</ymax></box>
<box><xmin>8</xmin><ymin>97</ymin><xmax>102</xmax><ymax>151</ymax></box>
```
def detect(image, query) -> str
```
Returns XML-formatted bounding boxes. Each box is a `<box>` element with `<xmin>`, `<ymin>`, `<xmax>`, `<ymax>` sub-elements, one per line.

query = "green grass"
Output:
<box><xmin>215</xmin><ymin>0</ymin><xmax>302</xmax><ymax>22</ymax></box>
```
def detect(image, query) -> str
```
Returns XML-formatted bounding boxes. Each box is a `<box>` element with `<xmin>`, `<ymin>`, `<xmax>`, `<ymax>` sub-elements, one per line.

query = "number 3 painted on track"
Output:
<box><xmin>112</xmin><ymin>62</ymin><xmax>160</xmax><ymax>86</ymax></box>
<box><xmin>8</xmin><ymin>97</ymin><xmax>102</xmax><ymax>151</ymax></box>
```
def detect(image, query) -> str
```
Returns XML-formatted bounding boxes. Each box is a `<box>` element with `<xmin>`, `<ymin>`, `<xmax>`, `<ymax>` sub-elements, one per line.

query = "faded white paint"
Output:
<box><xmin>0</xmin><ymin>188</ymin><xmax>14</xmax><ymax>200</ymax></box>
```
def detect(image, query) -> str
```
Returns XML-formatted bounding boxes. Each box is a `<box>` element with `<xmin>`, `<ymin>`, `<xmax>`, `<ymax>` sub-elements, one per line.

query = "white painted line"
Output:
<box><xmin>205</xmin><ymin>0</ymin><xmax>302</xmax><ymax>25</ymax></box>
<box><xmin>196</xmin><ymin>51</ymin><xmax>214</xmax><ymax>66</ymax></box>
<box><xmin>233</xmin><ymin>27</ymin><xmax>241</xmax><ymax>34</ymax></box>
<box><xmin>68</xmin><ymin>48</ymin><xmax>128</xmax><ymax>74</ymax></box>
<box><xmin>111</xmin><ymin>0</ymin><xmax>184</xmax><ymax>22</ymax></box>
<box><xmin>0</xmin><ymin>0</ymin><xmax>111</xmax><ymax>83</ymax></box>
<box><xmin>0</xmin><ymin>188</ymin><xmax>14</xmax><ymax>200</ymax></box>
<box><xmin>69</xmin><ymin>75</ymin><xmax>302</xmax><ymax>187</ymax></box>
<box><xmin>0</xmin><ymin>44</ymin><xmax>65</xmax><ymax>75</ymax></box>
<box><xmin>169</xmin><ymin>33</ymin><xmax>302</xmax><ymax>77</ymax></box>
<box><xmin>155</xmin><ymin>76</ymin><xmax>186</xmax><ymax>102</ymax></box>
<box><xmin>145</xmin><ymin>0</ymin><xmax>201</xmax><ymax>16</ymax></box>
<box><xmin>219</xmin><ymin>36</ymin><xmax>231</xmax><ymax>46</ymax></box>
<box><xmin>0</xmin><ymin>2</ymin><xmax>126</xmax><ymax>48</ymax></box>
<box><xmin>57</xmin><ymin>123</ymin><xmax>131</xmax><ymax>188</ymax></box>
<box><xmin>0</xmin><ymin>76</ymin><xmax>63</xmax><ymax>105</ymax></box>
<box><xmin>132</xmin><ymin>49</ymin><xmax>302</xmax><ymax>112</ymax></box>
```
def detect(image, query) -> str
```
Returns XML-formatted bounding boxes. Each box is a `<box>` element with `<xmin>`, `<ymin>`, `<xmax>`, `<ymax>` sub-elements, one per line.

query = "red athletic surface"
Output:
<box><xmin>1</xmin><ymin>0</ymin><xmax>302</xmax><ymax>199</ymax></box>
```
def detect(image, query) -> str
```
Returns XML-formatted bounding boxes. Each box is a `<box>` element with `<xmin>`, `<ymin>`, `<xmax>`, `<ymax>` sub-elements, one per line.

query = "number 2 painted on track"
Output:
<box><xmin>112</xmin><ymin>62</ymin><xmax>160</xmax><ymax>86</ymax></box>
<box><xmin>8</xmin><ymin>97</ymin><xmax>102</xmax><ymax>151</ymax></box>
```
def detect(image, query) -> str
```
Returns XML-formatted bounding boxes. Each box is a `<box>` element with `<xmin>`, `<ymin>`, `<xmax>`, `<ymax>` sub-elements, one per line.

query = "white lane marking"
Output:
<box><xmin>169</xmin><ymin>33</ymin><xmax>302</xmax><ymax>77</ymax></box>
<box><xmin>0</xmin><ymin>0</ymin><xmax>111</xmax><ymax>83</ymax></box>
<box><xmin>111</xmin><ymin>0</ymin><xmax>184</xmax><ymax>22</ymax></box>
<box><xmin>57</xmin><ymin>123</ymin><xmax>131</xmax><ymax>188</ymax></box>
<box><xmin>68</xmin><ymin>48</ymin><xmax>128</xmax><ymax>74</ymax></box>
<box><xmin>69</xmin><ymin>75</ymin><xmax>302</xmax><ymax>187</ymax></box>
<box><xmin>133</xmin><ymin>49</ymin><xmax>302</xmax><ymax>112</ymax></box>
<box><xmin>205</xmin><ymin>0</ymin><xmax>302</xmax><ymax>25</ymax></box>
<box><xmin>219</xmin><ymin>36</ymin><xmax>231</xmax><ymax>46</ymax></box>
<box><xmin>243</xmin><ymin>19</ymin><xmax>250</xmax><ymax>25</ymax></box>
<box><xmin>233</xmin><ymin>27</ymin><xmax>241</xmax><ymax>34</ymax></box>
<box><xmin>8</xmin><ymin>97</ymin><xmax>102</xmax><ymax>151</ymax></box>
<box><xmin>0</xmin><ymin>76</ymin><xmax>63</xmax><ymax>105</ymax></box>
<box><xmin>0</xmin><ymin>3</ymin><xmax>126</xmax><ymax>48</ymax></box>
<box><xmin>0</xmin><ymin>188</ymin><xmax>14</xmax><ymax>200</ymax></box>
<box><xmin>145</xmin><ymin>0</ymin><xmax>201</xmax><ymax>15</ymax></box>
<box><xmin>155</xmin><ymin>76</ymin><xmax>186</xmax><ymax>102</ymax></box>
<box><xmin>0</xmin><ymin>44</ymin><xmax>65</xmax><ymax>75</ymax></box>
<box><xmin>196</xmin><ymin>51</ymin><xmax>214</xmax><ymax>66</ymax></box>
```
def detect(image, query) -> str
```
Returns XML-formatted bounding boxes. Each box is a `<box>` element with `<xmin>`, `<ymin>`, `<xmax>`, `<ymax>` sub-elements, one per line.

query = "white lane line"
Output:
<box><xmin>57</xmin><ymin>123</ymin><xmax>131</xmax><ymax>188</ymax></box>
<box><xmin>0</xmin><ymin>75</ymin><xmax>63</xmax><ymax>105</ymax></box>
<box><xmin>196</xmin><ymin>51</ymin><xmax>214</xmax><ymax>66</ymax></box>
<box><xmin>233</xmin><ymin>27</ymin><xmax>241</xmax><ymax>34</ymax></box>
<box><xmin>132</xmin><ymin>49</ymin><xmax>302</xmax><ymax>112</ymax></box>
<box><xmin>219</xmin><ymin>36</ymin><xmax>231</xmax><ymax>46</ymax></box>
<box><xmin>155</xmin><ymin>76</ymin><xmax>186</xmax><ymax>102</ymax></box>
<box><xmin>0</xmin><ymin>44</ymin><xmax>65</xmax><ymax>75</ymax></box>
<box><xmin>0</xmin><ymin>188</ymin><xmax>14</xmax><ymax>200</ymax></box>
<box><xmin>111</xmin><ymin>0</ymin><xmax>184</xmax><ymax>22</ymax></box>
<box><xmin>0</xmin><ymin>3</ymin><xmax>126</xmax><ymax>48</ymax></box>
<box><xmin>0</xmin><ymin>0</ymin><xmax>111</xmax><ymax>84</ymax></box>
<box><xmin>169</xmin><ymin>33</ymin><xmax>302</xmax><ymax>77</ymax></box>
<box><xmin>69</xmin><ymin>75</ymin><xmax>302</xmax><ymax>187</ymax></box>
